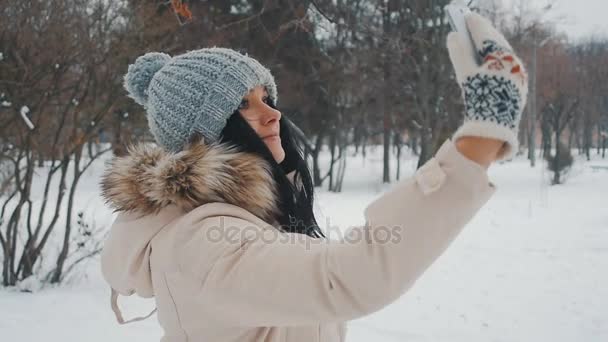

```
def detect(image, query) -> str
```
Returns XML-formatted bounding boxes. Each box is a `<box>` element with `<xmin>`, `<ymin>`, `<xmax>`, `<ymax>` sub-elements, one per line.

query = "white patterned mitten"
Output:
<box><xmin>447</xmin><ymin>13</ymin><xmax>528</xmax><ymax>161</ymax></box>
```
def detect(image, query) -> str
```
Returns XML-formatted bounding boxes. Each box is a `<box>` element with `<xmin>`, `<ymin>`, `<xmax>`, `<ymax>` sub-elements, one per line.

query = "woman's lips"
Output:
<box><xmin>263</xmin><ymin>135</ymin><xmax>281</xmax><ymax>142</ymax></box>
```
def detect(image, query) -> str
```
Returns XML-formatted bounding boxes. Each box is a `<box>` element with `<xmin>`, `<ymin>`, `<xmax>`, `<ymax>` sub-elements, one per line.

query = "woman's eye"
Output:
<box><xmin>238</xmin><ymin>97</ymin><xmax>270</xmax><ymax>110</ymax></box>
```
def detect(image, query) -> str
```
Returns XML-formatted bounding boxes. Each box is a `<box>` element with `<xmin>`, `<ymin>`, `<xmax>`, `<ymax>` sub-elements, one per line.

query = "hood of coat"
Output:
<box><xmin>99</xmin><ymin>141</ymin><xmax>279</xmax><ymax>297</ymax></box>
<box><xmin>101</xmin><ymin>141</ymin><xmax>279</xmax><ymax>221</ymax></box>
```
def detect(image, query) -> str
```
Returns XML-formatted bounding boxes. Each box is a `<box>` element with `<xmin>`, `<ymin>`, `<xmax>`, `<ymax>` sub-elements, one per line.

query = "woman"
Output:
<box><xmin>100</xmin><ymin>13</ymin><xmax>527</xmax><ymax>342</ymax></box>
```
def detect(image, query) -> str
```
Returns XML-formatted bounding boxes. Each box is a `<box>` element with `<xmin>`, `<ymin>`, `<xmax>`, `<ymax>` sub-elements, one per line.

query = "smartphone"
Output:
<box><xmin>445</xmin><ymin>0</ymin><xmax>479</xmax><ymax>64</ymax></box>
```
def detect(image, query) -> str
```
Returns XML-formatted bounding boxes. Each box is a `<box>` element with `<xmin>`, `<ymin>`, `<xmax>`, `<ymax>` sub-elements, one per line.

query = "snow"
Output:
<box><xmin>1</xmin><ymin>146</ymin><xmax>607</xmax><ymax>341</ymax></box>
<box><xmin>19</xmin><ymin>105</ymin><xmax>35</xmax><ymax>130</ymax></box>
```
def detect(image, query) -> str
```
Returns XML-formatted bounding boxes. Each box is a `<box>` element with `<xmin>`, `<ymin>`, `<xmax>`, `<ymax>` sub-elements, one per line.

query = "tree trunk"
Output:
<box><xmin>2</xmin><ymin>248</ymin><xmax>9</xmax><ymax>286</ymax></box>
<box><xmin>333</xmin><ymin>138</ymin><xmax>347</xmax><ymax>193</ymax></box>
<box><xmin>328</xmin><ymin>130</ymin><xmax>336</xmax><ymax>191</ymax></box>
<box><xmin>584</xmin><ymin>118</ymin><xmax>592</xmax><ymax>161</ymax></box>
<box><xmin>395</xmin><ymin>142</ymin><xmax>402</xmax><ymax>181</ymax></box>
<box><xmin>528</xmin><ymin>42</ymin><xmax>537</xmax><ymax>167</ymax></box>
<box><xmin>598</xmin><ymin>124</ymin><xmax>602</xmax><ymax>155</ymax></box>
<box><xmin>553</xmin><ymin>131</ymin><xmax>561</xmax><ymax>185</ymax></box>
<box><xmin>416</xmin><ymin>124</ymin><xmax>432</xmax><ymax>170</ymax></box>
<box><xmin>381</xmin><ymin>0</ymin><xmax>391</xmax><ymax>183</ymax></box>
<box><xmin>383</xmin><ymin>122</ymin><xmax>391</xmax><ymax>183</ymax></box>
<box><xmin>541</xmin><ymin>118</ymin><xmax>551</xmax><ymax>159</ymax></box>
<box><xmin>51</xmin><ymin>145</ymin><xmax>84</xmax><ymax>283</ymax></box>
<box><xmin>409</xmin><ymin>133</ymin><xmax>418</xmax><ymax>156</ymax></box>
<box><xmin>312</xmin><ymin>132</ymin><xmax>324</xmax><ymax>187</ymax></box>
<box><xmin>18</xmin><ymin>158</ymin><xmax>69</xmax><ymax>280</ymax></box>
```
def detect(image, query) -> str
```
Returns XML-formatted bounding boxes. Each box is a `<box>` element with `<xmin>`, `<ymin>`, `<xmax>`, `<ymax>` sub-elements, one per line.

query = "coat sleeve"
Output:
<box><xmin>181</xmin><ymin>138</ymin><xmax>496</xmax><ymax>327</ymax></box>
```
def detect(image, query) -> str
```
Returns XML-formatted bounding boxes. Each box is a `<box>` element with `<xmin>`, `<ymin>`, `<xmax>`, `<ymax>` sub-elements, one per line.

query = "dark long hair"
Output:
<box><xmin>219</xmin><ymin>105</ymin><xmax>324</xmax><ymax>238</ymax></box>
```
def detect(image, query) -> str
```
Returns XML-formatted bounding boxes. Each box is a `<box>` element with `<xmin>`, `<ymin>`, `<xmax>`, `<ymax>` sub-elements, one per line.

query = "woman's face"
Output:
<box><xmin>238</xmin><ymin>86</ymin><xmax>285</xmax><ymax>163</ymax></box>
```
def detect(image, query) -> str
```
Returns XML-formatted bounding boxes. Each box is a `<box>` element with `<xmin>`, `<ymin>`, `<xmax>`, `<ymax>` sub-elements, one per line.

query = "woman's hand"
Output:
<box><xmin>447</xmin><ymin>13</ymin><xmax>528</xmax><ymax>162</ymax></box>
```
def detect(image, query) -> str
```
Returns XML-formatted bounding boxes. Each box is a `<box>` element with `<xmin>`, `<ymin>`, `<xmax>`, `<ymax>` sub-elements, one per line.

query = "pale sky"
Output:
<box><xmin>478</xmin><ymin>0</ymin><xmax>608</xmax><ymax>40</ymax></box>
<box><xmin>535</xmin><ymin>0</ymin><xmax>608</xmax><ymax>40</ymax></box>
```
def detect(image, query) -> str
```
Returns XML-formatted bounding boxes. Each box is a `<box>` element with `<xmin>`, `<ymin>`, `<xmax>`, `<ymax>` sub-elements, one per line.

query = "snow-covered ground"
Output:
<box><xmin>1</xmin><ymin>145</ymin><xmax>607</xmax><ymax>342</ymax></box>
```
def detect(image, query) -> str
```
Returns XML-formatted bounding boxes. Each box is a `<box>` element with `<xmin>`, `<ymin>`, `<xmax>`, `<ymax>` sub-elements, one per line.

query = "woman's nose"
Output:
<box><xmin>261</xmin><ymin>104</ymin><xmax>281</xmax><ymax>125</ymax></box>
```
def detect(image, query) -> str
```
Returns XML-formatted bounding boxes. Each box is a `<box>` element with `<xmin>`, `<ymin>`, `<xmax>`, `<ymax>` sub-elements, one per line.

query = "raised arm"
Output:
<box><xmin>179</xmin><ymin>12</ymin><xmax>526</xmax><ymax>327</ymax></box>
<box><xmin>182</xmin><ymin>138</ymin><xmax>495</xmax><ymax>326</ymax></box>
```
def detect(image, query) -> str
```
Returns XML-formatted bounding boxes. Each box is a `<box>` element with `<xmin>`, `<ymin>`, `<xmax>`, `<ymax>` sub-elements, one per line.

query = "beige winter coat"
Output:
<box><xmin>100</xmin><ymin>138</ymin><xmax>496</xmax><ymax>342</ymax></box>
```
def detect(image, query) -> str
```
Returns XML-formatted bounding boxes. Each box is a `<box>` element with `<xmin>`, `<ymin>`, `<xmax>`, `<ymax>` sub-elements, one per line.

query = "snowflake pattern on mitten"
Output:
<box><xmin>461</xmin><ymin>39</ymin><xmax>526</xmax><ymax>130</ymax></box>
<box><xmin>462</xmin><ymin>74</ymin><xmax>521</xmax><ymax>130</ymax></box>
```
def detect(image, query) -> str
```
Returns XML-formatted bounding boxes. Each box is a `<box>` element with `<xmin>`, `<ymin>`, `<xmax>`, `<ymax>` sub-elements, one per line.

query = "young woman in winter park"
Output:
<box><xmin>100</xmin><ymin>13</ymin><xmax>527</xmax><ymax>342</ymax></box>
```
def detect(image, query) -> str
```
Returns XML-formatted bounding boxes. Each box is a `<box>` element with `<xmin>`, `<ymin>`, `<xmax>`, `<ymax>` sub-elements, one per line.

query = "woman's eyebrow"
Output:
<box><xmin>244</xmin><ymin>90</ymin><xmax>268</xmax><ymax>98</ymax></box>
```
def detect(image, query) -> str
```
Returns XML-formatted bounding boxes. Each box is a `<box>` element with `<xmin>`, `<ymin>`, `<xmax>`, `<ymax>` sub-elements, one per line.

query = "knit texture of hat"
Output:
<box><xmin>123</xmin><ymin>47</ymin><xmax>278</xmax><ymax>152</ymax></box>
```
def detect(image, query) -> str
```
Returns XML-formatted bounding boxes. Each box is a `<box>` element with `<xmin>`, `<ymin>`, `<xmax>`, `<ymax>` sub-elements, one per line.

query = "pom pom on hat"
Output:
<box><xmin>123</xmin><ymin>52</ymin><xmax>171</xmax><ymax>106</ymax></box>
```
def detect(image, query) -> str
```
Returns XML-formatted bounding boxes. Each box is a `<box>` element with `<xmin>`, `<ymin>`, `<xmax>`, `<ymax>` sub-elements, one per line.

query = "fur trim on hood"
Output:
<box><xmin>100</xmin><ymin>141</ymin><xmax>279</xmax><ymax>223</ymax></box>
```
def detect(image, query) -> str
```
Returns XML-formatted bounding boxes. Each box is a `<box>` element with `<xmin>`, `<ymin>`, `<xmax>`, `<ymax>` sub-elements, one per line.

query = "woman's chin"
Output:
<box><xmin>263</xmin><ymin>139</ymin><xmax>285</xmax><ymax>163</ymax></box>
<box><xmin>272</xmin><ymin>149</ymin><xmax>286</xmax><ymax>163</ymax></box>
<box><xmin>271</xmin><ymin>147</ymin><xmax>285</xmax><ymax>163</ymax></box>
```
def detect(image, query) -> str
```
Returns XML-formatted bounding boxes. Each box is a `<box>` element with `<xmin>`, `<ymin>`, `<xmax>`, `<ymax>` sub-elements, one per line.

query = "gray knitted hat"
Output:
<box><xmin>123</xmin><ymin>47</ymin><xmax>278</xmax><ymax>152</ymax></box>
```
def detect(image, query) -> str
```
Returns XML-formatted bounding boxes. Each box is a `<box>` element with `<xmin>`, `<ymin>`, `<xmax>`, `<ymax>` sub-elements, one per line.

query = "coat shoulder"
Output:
<box><xmin>154</xmin><ymin>202</ymin><xmax>274</xmax><ymax>277</ymax></box>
